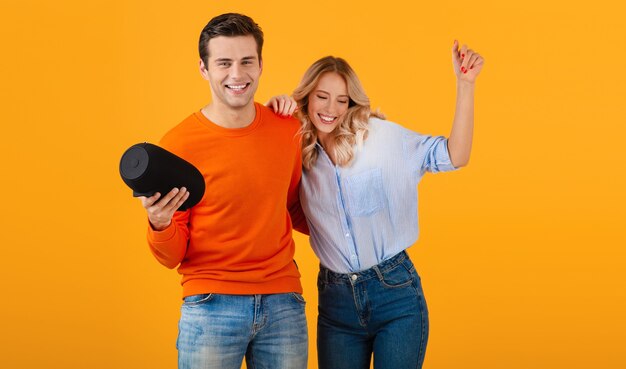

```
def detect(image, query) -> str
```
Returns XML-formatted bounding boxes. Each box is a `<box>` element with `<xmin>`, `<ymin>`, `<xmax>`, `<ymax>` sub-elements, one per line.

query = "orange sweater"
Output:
<box><xmin>147</xmin><ymin>103</ymin><xmax>307</xmax><ymax>297</ymax></box>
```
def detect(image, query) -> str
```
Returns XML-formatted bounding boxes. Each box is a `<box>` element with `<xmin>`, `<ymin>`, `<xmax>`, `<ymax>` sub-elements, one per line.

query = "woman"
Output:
<box><xmin>269</xmin><ymin>40</ymin><xmax>483</xmax><ymax>369</ymax></box>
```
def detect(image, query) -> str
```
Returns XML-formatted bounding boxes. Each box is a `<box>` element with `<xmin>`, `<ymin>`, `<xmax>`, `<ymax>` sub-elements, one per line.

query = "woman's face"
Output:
<box><xmin>307</xmin><ymin>72</ymin><xmax>350</xmax><ymax>140</ymax></box>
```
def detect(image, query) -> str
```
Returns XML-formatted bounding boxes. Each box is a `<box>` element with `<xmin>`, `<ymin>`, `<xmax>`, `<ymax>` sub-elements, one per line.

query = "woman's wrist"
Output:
<box><xmin>457</xmin><ymin>79</ymin><xmax>476</xmax><ymax>87</ymax></box>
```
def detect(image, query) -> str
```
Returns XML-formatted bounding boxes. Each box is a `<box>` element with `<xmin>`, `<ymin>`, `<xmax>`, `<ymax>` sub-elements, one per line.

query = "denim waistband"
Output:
<box><xmin>319</xmin><ymin>250</ymin><xmax>410</xmax><ymax>284</ymax></box>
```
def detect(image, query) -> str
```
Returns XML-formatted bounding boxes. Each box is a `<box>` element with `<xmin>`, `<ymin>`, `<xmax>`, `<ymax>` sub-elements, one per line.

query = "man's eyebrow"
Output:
<box><xmin>213</xmin><ymin>56</ymin><xmax>257</xmax><ymax>62</ymax></box>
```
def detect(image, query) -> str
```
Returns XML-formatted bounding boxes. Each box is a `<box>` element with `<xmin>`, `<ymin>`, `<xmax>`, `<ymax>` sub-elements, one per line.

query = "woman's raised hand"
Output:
<box><xmin>452</xmin><ymin>40</ymin><xmax>484</xmax><ymax>83</ymax></box>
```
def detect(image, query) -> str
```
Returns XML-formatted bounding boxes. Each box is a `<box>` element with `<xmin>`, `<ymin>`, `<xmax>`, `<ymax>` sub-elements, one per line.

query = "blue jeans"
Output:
<box><xmin>317</xmin><ymin>251</ymin><xmax>429</xmax><ymax>369</ymax></box>
<box><xmin>177</xmin><ymin>293</ymin><xmax>308</xmax><ymax>369</ymax></box>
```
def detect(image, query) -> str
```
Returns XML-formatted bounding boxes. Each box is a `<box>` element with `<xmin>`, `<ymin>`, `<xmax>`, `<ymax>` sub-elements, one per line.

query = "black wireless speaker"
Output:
<box><xmin>119</xmin><ymin>143</ymin><xmax>205</xmax><ymax>211</ymax></box>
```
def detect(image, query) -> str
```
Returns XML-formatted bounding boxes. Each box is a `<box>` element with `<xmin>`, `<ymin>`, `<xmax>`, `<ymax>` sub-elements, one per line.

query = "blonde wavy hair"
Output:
<box><xmin>293</xmin><ymin>56</ymin><xmax>384</xmax><ymax>169</ymax></box>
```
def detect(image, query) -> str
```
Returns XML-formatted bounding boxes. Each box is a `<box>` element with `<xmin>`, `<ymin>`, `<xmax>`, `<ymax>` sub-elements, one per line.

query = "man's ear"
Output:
<box><xmin>259</xmin><ymin>59</ymin><xmax>263</xmax><ymax>76</ymax></box>
<box><xmin>199</xmin><ymin>59</ymin><xmax>209</xmax><ymax>80</ymax></box>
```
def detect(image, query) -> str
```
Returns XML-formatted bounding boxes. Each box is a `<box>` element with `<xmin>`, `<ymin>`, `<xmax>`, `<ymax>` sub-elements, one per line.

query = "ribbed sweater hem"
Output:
<box><xmin>181</xmin><ymin>276</ymin><xmax>303</xmax><ymax>298</ymax></box>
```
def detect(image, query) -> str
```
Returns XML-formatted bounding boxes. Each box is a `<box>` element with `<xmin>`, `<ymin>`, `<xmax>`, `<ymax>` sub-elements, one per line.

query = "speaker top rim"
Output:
<box><xmin>120</xmin><ymin>145</ymin><xmax>149</xmax><ymax>180</ymax></box>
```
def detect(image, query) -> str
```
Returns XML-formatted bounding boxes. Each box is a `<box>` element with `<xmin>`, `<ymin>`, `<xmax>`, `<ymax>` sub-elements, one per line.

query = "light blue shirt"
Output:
<box><xmin>300</xmin><ymin>117</ymin><xmax>457</xmax><ymax>273</ymax></box>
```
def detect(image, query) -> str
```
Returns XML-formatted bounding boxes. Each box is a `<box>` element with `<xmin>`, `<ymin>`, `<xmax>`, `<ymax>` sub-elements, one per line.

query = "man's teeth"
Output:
<box><xmin>227</xmin><ymin>84</ymin><xmax>247</xmax><ymax>90</ymax></box>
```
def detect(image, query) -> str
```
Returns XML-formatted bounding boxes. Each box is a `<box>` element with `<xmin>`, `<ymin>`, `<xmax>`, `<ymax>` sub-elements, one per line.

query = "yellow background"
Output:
<box><xmin>1</xmin><ymin>0</ymin><xmax>625</xmax><ymax>368</ymax></box>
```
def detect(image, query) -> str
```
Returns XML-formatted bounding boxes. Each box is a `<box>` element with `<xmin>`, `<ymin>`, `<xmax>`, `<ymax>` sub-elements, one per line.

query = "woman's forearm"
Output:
<box><xmin>448</xmin><ymin>80</ymin><xmax>475</xmax><ymax>167</ymax></box>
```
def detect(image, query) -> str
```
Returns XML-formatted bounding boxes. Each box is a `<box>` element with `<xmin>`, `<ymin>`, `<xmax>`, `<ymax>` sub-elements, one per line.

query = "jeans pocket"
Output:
<box><xmin>182</xmin><ymin>293</ymin><xmax>214</xmax><ymax>306</ymax></box>
<box><xmin>379</xmin><ymin>264</ymin><xmax>413</xmax><ymax>289</ymax></box>
<box><xmin>401</xmin><ymin>256</ymin><xmax>417</xmax><ymax>275</ymax></box>
<box><xmin>290</xmin><ymin>292</ymin><xmax>306</xmax><ymax>305</ymax></box>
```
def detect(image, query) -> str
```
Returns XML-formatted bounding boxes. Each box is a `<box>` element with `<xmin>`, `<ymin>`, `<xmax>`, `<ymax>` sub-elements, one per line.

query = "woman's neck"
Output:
<box><xmin>318</xmin><ymin>134</ymin><xmax>337</xmax><ymax>165</ymax></box>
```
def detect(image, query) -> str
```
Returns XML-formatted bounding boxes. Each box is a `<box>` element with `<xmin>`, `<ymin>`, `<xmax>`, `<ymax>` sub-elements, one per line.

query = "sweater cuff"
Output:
<box><xmin>147</xmin><ymin>220</ymin><xmax>177</xmax><ymax>242</ymax></box>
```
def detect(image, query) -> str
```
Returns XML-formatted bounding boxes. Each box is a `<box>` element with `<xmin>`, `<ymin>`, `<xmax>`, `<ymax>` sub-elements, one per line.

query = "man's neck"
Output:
<box><xmin>201</xmin><ymin>101</ymin><xmax>257</xmax><ymax>129</ymax></box>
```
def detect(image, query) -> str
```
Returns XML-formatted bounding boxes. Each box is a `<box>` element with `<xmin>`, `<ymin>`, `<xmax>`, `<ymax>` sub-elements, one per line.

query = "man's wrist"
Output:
<box><xmin>150</xmin><ymin>219</ymin><xmax>171</xmax><ymax>231</ymax></box>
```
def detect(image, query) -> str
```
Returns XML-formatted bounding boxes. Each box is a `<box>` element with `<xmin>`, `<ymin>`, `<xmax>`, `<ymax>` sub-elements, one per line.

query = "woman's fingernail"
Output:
<box><xmin>461</xmin><ymin>54</ymin><xmax>465</xmax><ymax>58</ymax></box>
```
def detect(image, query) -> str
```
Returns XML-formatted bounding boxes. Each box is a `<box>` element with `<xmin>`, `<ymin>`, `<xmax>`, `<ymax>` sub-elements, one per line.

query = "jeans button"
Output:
<box><xmin>351</xmin><ymin>274</ymin><xmax>358</xmax><ymax>281</ymax></box>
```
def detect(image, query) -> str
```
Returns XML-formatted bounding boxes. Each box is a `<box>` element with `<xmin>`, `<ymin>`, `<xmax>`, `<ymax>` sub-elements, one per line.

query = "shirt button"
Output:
<box><xmin>345</xmin><ymin>233</ymin><xmax>351</xmax><ymax>238</ymax></box>
<box><xmin>351</xmin><ymin>274</ymin><xmax>358</xmax><ymax>281</ymax></box>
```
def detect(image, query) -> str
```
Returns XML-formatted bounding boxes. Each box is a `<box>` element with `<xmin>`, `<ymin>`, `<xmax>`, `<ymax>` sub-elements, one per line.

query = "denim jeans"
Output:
<box><xmin>317</xmin><ymin>251</ymin><xmax>428</xmax><ymax>369</ymax></box>
<box><xmin>177</xmin><ymin>293</ymin><xmax>308</xmax><ymax>369</ymax></box>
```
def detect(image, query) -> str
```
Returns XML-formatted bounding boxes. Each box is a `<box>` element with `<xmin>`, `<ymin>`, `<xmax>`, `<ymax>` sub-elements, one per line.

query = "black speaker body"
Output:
<box><xmin>119</xmin><ymin>142</ymin><xmax>205</xmax><ymax>211</ymax></box>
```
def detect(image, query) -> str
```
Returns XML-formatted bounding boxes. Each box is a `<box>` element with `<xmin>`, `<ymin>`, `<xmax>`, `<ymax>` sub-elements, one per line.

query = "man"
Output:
<box><xmin>139</xmin><ymin>13</ymin><xmax>308</xmax><ymax>369</ymax></box>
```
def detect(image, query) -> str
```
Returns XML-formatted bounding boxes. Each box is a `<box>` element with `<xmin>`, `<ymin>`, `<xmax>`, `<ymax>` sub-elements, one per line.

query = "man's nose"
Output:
<box><xmin>230</xmin><ymin>64</ymin><xmax>243</xmax><ymax>79</ymax></box>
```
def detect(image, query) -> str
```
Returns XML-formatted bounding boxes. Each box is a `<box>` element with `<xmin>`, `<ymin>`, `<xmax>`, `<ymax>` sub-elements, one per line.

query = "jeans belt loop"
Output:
<box><xmin>372</xmin><ymin>265</ymin><xmax>384</xmax><ymax>281</ymax></box>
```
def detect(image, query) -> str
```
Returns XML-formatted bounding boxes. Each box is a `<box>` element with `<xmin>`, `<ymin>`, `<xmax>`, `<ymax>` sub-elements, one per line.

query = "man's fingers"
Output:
<box><xmin>148</xmin><ymin>188</ymin><xmax>181</xmax><ymax>213</ymax></box>
<box><xmin>174</xmin><ymin>191</ymin><xmax>191</xmax><ymax>211</ymax></box>
<box><xmin>163</xmin><ymin>187</ymin><xmax>188</xmax><ymax>212</ymax></box>
<box><xmin>158</xmin><ymin>188</ymin><xmax>180</xmax><ymax>208</ymax></box>
<box><xmin>141</xmin><ymin>192</ymin><xmax>161</xmax><ymax>208</ymax></box>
